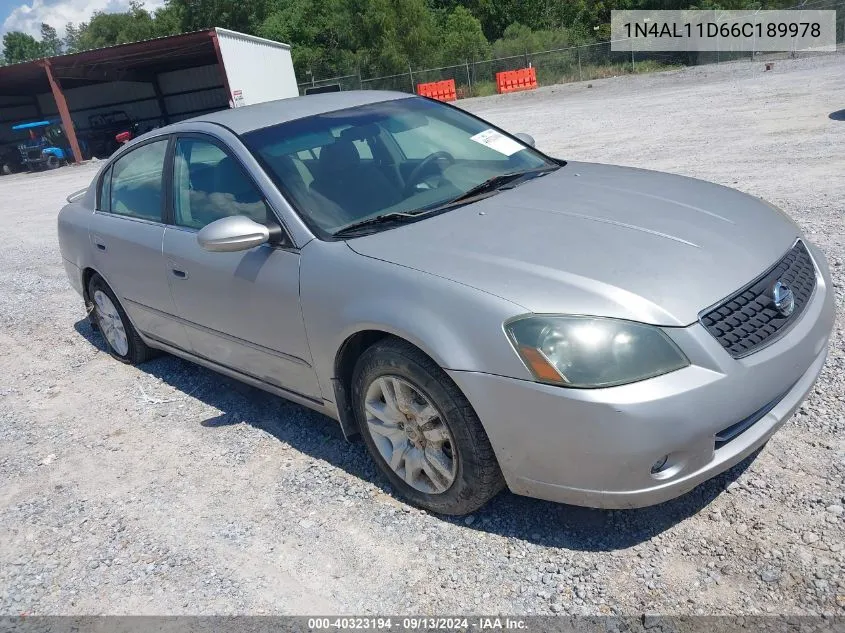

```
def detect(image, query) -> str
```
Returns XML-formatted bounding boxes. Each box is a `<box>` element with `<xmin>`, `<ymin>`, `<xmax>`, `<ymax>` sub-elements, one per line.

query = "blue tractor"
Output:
<box><xmin>13</xmin><ymin>120</ymin><xmax>71</xmax><ymax>171</ymax></box>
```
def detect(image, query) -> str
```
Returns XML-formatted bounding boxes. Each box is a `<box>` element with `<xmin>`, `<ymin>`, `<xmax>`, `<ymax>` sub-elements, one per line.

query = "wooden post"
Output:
<box><xmin>42</xmin><ymin>60</ymin><xmax>83</xmax><ymax>164</ymax></box>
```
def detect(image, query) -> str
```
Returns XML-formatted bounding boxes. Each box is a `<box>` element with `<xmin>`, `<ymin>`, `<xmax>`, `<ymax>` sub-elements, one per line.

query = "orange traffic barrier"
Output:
<box><xmin>416</xmin><ymin>79</ymin><xmax>457</xmax><ymax>102</ymax></box>
<box><xmin>495</xmin><ymin>67</ymin><xmax>538</xmax><ymax>94</ymax></box>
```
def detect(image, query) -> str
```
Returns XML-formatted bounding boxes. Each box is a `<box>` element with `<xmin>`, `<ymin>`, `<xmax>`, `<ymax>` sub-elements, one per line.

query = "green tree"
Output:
<box><xmin>491</xmin><ymin>23</ymin><xmax>581</xmax><ymax>59</ymax></box>
<box><xmin>62</xmin><ymin>2</ymin><xmax>179</xmax><ymax>54</ymax></box>
<box><xmin>2</xmin><ymin>31</ymin><xmax>44</xmax><ymax>63</ymax></box>
<box><xmin>452</xmin><ymin>0</ymin><xmax>534</xmax><ymax>42</ymax></box>
<box><xmin>75</xmin><ymin>12</ymin><xmax>133</xmax><ymax>49</ymax></box>
<box><xmin>167</xmin><ymin>0</ymin><xmax>271</xmax><ymax>33</ymax></box>
<box><xmin>75</xmin><ymin>3</ymin><xmax>162</xmax><ymax>50</ymax></box>
<box><xmin>151</xmin><ymin>4</ymin><xmax>183</xmax><ymax>37</ymax></box>
<box><xmin>40</xmin><ymin>23</ymin><xmax>62</xmax><ymax>56</ymax></box>
<box><xmin>261</xmin><ymin>0</ymin><xmax>438</xmax><ymax>78</ymax></box>
<box><xmin>259</xmin><ymin>0</ymin><xmax>357</xmax><ymax>80</ymax></box>
<box><xmin>352</xmin><ymin>0</ymin><xmax>437</xmax><ymax>75</ymax></box>
<box><xmin>63</xmin><ymin>22</ymin><xmax>85</xmax><ymax>53</ymax></box>
<box><xmin>439</xmin><ymin>6</ymin><xmax>490</xmax><ymax>63</ymax></box>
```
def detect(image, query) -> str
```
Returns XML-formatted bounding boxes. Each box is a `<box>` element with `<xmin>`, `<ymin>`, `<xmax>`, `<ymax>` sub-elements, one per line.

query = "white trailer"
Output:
<box><xmin>214</xmin><ymin>28</ymin><xmax>299</xmax><ymax>107</ymax></box>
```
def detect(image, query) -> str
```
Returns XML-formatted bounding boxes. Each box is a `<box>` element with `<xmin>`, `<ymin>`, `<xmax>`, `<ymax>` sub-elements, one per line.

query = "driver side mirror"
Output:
<box><xmin>197</xmin><ymin>215</ymin><xmax>270</xmax><ymax>252</ymax></box>
<box><xmin>514</xmin><ymin>132</ymin><xmax>535</xmax><ymax>148</ymax></box>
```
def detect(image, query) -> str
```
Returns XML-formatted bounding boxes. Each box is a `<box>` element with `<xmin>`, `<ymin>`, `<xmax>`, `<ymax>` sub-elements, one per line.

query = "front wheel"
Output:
<box><xmin>352</xmin><ymin>338</ymin><xmax>504</xmax><ymax>515</ymax></box>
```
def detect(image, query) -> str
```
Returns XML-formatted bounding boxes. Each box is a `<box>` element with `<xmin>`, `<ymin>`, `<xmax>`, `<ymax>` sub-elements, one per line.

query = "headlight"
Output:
<box><xmin>505</xmin><ymin>316</ymin><xmax>689</xmax><ymax>388</ymax></box>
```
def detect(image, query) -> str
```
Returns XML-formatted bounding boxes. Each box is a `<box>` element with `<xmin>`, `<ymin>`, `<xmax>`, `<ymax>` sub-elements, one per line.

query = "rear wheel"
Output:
<box><xmin>45</xmin><ymin>155</ymin><xmax>60</xmax><ymax>169</ymax></box>
<box><xmin>352</xmin><ymin>338</ymin><xmax>504</xmax><ymax>515</ymax></box>
<box><xmin>87</xmin><ymin>274</ymin><xmax>154</xmax><ymax>365</ymax></box>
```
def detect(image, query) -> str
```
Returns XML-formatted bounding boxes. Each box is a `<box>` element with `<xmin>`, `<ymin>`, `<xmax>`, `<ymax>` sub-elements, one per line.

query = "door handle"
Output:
<box><xmin>171</xmin><ymin>268</ymin><xmax>188</xmax><ymax>279</ymax></box>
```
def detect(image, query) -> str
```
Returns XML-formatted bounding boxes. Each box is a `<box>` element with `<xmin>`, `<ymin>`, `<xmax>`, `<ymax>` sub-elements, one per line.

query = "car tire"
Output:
<box><xmin>87</xmin><ymin>274</ymin><xmax>154</xmax><ymax>365</ymax></box>
<box><xmin>352</xmin><ymin>338</ymin><xmax>504</xmax><ymax>515</ymax></box>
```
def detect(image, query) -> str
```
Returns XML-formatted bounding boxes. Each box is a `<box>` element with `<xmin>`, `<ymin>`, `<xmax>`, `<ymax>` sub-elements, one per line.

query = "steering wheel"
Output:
<box><xmin>404</xmin><ymin>151</ymin><xmax>455</xmax><ymax>194</ymax></box>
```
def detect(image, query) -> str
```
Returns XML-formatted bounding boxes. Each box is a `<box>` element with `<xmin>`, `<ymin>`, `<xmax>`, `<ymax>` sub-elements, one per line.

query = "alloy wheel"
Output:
<box><xmin>364</xmin><ymin>376</ymin><xmax>457</xmax><ymax>494</ymax></box>
<box><xmin>93</xmin><ymin>289</ymin><xmax>129</xmax><ymax>356</ymax></box>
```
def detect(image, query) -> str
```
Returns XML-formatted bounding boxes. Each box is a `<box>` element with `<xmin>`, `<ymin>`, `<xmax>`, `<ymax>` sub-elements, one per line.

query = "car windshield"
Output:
<box><xmin>241</xmin><ymin>97</ymin><xmax>557</xmax><ymax>237</ymax></box>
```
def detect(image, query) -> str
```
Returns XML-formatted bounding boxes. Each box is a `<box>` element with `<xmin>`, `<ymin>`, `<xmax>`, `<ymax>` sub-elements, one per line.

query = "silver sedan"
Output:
<box><xmin>58</xmin><ymin>91</ymin><xmax>835</xmax><ymax>515</ymax></box>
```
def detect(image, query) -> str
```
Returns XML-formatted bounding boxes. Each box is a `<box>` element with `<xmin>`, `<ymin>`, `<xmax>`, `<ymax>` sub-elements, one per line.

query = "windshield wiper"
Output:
<box><xmin>424</xmin><ymin>166</ymin><xmax>559</xmax><ymax>213</ymax></box>
<box><xmin>332</xmin><ymin>211</ymin><xmax>421</xmax><ymax>237</ymax></box>
<box><xmin>332</xmin><ymin>165</ymin><xmax>559</xmax><ymax>237</ymax></box>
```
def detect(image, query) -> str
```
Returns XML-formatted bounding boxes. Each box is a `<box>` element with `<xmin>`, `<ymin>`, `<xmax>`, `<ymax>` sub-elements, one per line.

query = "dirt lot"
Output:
<box><xmin>1</xmin><ymin>54</ymin><xmax>843</xmax><ymax>616</ymax></box>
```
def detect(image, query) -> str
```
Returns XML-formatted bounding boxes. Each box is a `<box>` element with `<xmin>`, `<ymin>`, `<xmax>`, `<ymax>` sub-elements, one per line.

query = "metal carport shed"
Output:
<box><xmin>0</xmin><ymin>28</ymin><xmax>298</xmax><ymax>166</ymax></box>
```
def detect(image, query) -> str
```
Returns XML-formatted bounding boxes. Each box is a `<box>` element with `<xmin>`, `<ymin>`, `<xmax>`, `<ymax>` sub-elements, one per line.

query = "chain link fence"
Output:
<box><xmin>298</xmin><ymin>0</ymin><xmax>845</xmax><ymax>98</ymax></box>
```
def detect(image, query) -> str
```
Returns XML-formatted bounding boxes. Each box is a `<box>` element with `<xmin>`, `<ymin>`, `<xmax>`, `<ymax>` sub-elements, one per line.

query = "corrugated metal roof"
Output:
<box><xmin>0</xmin><ymin>30</ymin><xmax>218</xmax><ymax>95</ymax></box>
<box><xmin>0</xmin><ymin>29</ymin><xmax>293</xmax><ymax>98</ymax></box>
<box><xmin>214</xmin><ymin>28</ymin><xmax>291</xmax><ymax>51</ymax></box>
<box><xmin>0</xmin><ymin>29</ymin><xmax>215</xmax><ymax>68</ymax></box>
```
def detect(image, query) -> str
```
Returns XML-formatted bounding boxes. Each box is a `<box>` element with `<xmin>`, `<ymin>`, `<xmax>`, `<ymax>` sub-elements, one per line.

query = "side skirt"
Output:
<box><xmin>141</xmin><ymin>334</ymin><xmax>340</xmax><ymax>423</ymax></box>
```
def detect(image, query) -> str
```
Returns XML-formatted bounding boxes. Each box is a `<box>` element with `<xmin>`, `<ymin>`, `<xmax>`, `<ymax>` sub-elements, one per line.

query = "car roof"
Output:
<box><xmin>184</xmin><ymin>90</ymin><xmax>413</xmax><ymax>135</ymax></box>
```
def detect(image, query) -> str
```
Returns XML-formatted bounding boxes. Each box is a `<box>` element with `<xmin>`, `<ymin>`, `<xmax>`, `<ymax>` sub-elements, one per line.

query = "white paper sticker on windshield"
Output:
<box><xmin>469</xmin><ymin>129</ymin><xmax>525</xmax><ymax>156</ymax></box>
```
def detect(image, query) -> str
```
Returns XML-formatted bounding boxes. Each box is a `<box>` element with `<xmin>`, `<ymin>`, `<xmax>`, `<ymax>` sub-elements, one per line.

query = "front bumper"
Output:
<box><xmin>447</xmin><ymin>245</ymin><xmax>835</xmax><ymax>509</ymax></box>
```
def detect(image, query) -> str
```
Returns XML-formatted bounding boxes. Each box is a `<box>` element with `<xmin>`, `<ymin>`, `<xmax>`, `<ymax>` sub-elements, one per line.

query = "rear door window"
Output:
<box><xmin>109</xmin><ymin>140</ymin><xmax>168</xmax><ymax>221</ymax></box>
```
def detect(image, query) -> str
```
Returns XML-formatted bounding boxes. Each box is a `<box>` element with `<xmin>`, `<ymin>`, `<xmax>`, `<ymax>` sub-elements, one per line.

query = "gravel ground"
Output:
<box><xmin>1</xmin><ymin>54</ymin><xmax>843</xmax><ymax>617</ymax></box>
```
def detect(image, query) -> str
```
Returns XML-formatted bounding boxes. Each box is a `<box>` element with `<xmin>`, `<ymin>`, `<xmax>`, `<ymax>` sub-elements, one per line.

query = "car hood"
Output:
<box><xmin>346</xmin><ymin>161</ymin><xmax>801</xmax><ymax>326</ymax></box>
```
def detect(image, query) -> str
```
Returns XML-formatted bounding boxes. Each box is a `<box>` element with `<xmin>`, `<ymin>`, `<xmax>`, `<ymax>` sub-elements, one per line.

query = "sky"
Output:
<box><xmin>0</xmin><ymin>0</ymin><xmax>165</xmax><ymax>38</ymax></box>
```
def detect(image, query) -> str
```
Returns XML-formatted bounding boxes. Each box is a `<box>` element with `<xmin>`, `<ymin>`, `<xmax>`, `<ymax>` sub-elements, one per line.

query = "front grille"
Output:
<box><xmin>700</xmin><ymin>240</ymin><xmax>816</xmax><ymax>358</ymax></box>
